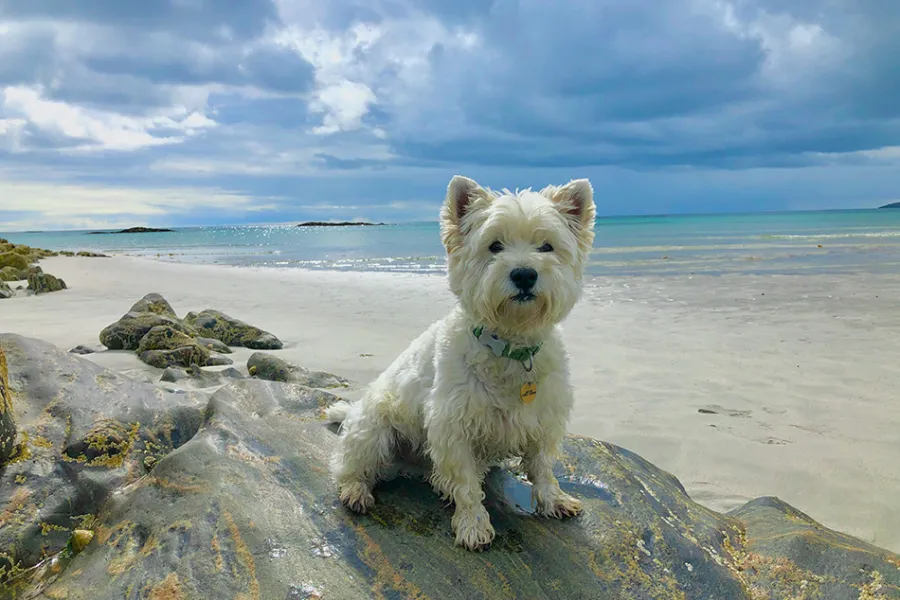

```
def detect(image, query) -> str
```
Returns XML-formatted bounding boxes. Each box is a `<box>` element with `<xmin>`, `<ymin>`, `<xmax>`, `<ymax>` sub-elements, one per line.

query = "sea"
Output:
<box><xmin>4</xmin><ymin>210</ymin><xmax>900</xmax><ymax>277</ymax></box>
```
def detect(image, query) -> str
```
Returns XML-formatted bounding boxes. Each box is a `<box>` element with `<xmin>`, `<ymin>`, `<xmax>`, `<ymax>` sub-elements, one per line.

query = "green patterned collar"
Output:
<box><xmin>473</xmin><ymin>326</ymin><xmax>543</xmax><ymax>368</ymax></box>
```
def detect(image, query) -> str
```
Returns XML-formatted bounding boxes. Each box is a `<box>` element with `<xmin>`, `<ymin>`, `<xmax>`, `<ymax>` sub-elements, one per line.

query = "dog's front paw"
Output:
<box><xmin>452</xmin><ymin>506</ymin><xmax>496</xmax><ymax>551</ymax></box>
<box><xmin>534</xmin><ymin>488</ymin><xmax>583</xmax><ymax>519</ymax></box>
<box><xmin>339</xmin><ymin>481</ymin><xmax>375</xmax><ymax>514</ymax></box>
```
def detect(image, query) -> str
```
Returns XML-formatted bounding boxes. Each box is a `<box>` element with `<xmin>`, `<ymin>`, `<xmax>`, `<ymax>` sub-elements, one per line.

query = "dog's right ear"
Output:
<box><xmin>440</xmin><ymin>175</ymin><xmax>490</xmax><ymax>252</ymax></box>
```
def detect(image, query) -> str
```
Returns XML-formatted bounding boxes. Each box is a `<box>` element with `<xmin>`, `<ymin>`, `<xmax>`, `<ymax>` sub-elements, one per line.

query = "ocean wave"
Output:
<box><xmin>761</xmin><ymin>231</ymin><xmax>900</xmax><ymax>240</ymax></box>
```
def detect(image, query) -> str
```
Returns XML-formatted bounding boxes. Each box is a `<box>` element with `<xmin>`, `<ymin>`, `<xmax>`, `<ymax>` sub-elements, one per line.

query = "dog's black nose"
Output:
<box><xmin>510</xmin><ymin>267</ymin><xmax>538</xmax><ymax>291</ymax></box>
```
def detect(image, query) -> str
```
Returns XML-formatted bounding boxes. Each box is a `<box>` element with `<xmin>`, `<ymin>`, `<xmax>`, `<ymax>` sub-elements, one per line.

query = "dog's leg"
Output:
<box><xmin>524</xmin><ymin>443</ymin><xmax>583</xmax><ymax>519</ymax></box>
<box><xmin>331</xmin><ymin>402</ymin><xmax>395</xmax><ymax>514</ymax></box>
<box><xmin>427</xmin><ymin>426</ymin><xmax>495</xmax><ymax>551</ymax></box>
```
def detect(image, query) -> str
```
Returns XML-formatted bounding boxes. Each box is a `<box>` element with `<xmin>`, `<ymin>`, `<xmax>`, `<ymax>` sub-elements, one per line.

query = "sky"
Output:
<box><xmin>1</xmin><ymin>0</ymin><xmax>899</xmax><ymax>230</ymax></box>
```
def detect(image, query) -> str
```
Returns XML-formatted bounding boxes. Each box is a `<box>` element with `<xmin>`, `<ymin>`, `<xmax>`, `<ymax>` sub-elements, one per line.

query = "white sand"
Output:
<box><xmin>2</xmin><ymin>256</ymin><xmax>899</xmax><ymax>552</ymax></box>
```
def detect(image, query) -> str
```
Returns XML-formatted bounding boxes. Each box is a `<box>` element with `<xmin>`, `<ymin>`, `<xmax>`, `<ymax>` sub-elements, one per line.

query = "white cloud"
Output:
<box><xmin>311</xmin><ymin>80</ymin><xmax>376</xmax><ymax>134</ymax></box>
<box><xmin>0</xmin><ymin>86</ymin><xmax>217</xmax><ymax>152</ymax></box>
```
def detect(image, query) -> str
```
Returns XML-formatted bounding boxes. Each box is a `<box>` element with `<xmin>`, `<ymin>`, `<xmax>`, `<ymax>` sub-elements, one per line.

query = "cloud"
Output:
<box><xmin>1</xmin><ymin>0</ymin><xmax>899</xmax><ymax>230</ymax></box>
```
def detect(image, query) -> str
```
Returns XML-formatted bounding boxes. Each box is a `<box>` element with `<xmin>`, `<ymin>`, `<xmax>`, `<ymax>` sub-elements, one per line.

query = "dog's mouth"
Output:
<box><xmin>511</xmin><ymin>292</ymin><xmax>536</xmax><ymax>303</ymax></box>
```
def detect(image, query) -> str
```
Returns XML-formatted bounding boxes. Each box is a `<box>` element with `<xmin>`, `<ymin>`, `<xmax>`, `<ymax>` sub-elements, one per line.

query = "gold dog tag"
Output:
<box><xmin>520</xmin><ymin>382</ymin><xmax>537</xmax><ymax>404</ymax></box>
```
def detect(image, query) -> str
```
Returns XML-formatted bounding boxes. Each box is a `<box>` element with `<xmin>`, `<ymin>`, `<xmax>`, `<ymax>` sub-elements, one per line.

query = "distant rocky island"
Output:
<box><xmin>88</xmin><ymin>227</ymin><xmax>175</xmax><ymax>235</ymax></box>
<box><xmin>879</xmin><ymin>202</ymin><xmax>900</xmax><ymax>209</ymax></box>
<box><xmin>296</xmin><ymin>221</ymin><xmax>384</xmax><ymax>227</ymax></box>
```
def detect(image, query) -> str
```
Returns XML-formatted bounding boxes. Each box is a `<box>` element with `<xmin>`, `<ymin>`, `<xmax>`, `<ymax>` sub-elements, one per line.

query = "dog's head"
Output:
<box><xmin>440</xmin><ymin>175</ymin><xmax>595</xmax><ymax>336</ymax></box>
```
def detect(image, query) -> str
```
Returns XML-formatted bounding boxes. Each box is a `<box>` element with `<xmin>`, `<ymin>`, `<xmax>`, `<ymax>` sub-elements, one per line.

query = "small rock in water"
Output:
<box><xmin>69</xmin><ymin>345</ymin><xmax>97</xmax><ymax>355</ymax></box>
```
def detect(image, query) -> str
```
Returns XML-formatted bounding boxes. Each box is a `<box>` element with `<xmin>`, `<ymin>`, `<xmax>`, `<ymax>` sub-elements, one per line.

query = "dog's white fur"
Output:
<box><xmin>326</xmin><ymin>175</ymin><xmax>596</xmax><ymax>550</ymax></box>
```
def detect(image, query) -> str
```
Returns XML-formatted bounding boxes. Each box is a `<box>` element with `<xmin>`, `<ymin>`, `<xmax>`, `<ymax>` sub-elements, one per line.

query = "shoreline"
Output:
<box><xmin>1</xmin><ymin>255</ymin><xmax>899</xmax><ymax>552</ymax></box>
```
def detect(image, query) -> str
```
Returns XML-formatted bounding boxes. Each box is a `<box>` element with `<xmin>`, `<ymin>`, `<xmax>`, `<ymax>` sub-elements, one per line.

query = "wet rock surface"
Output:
<box><xmin>1</xmin><ymin>334</ymin><xmax>897</xmax><ymax>599</ymax></box>
<box><xmin>248</xmin><ymin>352</ymin><xmax>349</xmax><ymax>389</ymax></box>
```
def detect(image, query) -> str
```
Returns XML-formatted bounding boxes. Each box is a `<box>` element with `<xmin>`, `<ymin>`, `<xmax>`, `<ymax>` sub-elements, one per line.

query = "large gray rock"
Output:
<box><xmin>99</xmin><ymin>312</ymin><xmax>194</xmax><ymax>351</ymax></box>
<box><xmin>0</xmin><ymin>282</ymin><xmax>12</xmax><ymax>300</ymax></box>
<box><xmin>248</xmin><ymin>352</ymin><xmax>349</xmax><ymax>389</ymax></box>
<box><xmin>1</xmin><ymin>334</ymin><xmax>898</xmax><ymax>599</ymax></box>
<box><xmin>0</xmin><ymin>334</ymin><xmax>206</xmax><ymax>594</ymax></box>
<box><xmin>184</xmin><ymin>309</ymin><xmax>283</xmax><ymax>349</ymax></box>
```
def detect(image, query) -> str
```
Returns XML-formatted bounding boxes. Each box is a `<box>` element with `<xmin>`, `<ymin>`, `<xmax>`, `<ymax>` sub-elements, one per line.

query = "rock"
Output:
<box><xmin>0</xmin><ymin>266</ymin><xmax>20</xmax><ymax>282</ymax></box>
<box><xmin>19</xmin><ymin>265</ymin><xmax>42</xmax><ymax>280</ymax></box>
<box><xmin>75</xmin><ymin>251</ymin><xmax>109</xmax><ymax>257</ymax></box>
<box><xmin>0</xmin><ymin>334</ymin><xmax>206</xmax><ymax>593</ymax></box>
<box><xmin>0</xmin><ymin>344</ymin><xmax>16</xmax><ymax>464</ymax></box>
<box><xmin>0</xmin><ymin>281</ymin><xmax>13</xmax><ymax>300</ymax></box>
<box><xmin>160</xmin><ymin>365</ymin><xmax>244</xmax><ymax>386</ymax></box>
<box><xmin>139</xmin><ymin>346</ymin><xmax>209</xmax><ymax>369</ymax></box>
<box><xmin>0</xmin><ymin>345</ymin><xmax>894</xmax><ymax>600</ymax></box>
<box><xmin>204</xmin><ymin>353</ymin><xmax>234</xmax><ymax>366</ymax></box>
<box><xmin>136</xmin><ymin>325</ymin><xmax>200</xmax><ymax>355</ymax></box>
<box><xmin>248</xmin><ymin>352</ymin><xmax>349</xmax><ymax>388</ymax></box>
<box><xmin>0</xmin><ymin>252</ymin><xmax>30</xmax><ymax>271</ymax></box>
<box><xmin>197</xmin><ymin>336</ymin><xmax>232</xmax><ymax>354</ymax></box>
<box><xmin>128</xmin><ymin>292</ymin><xmax>177</xmax><ymax>318</ymax></box>
<box><xmin>184</xmin><ymin>309</ymin><xmax>283</xmax><ymax>350</ymax></box>
<box><xmin>88</xmin><ymin>227</ymin><xmax>175</xmax><ymax>234</ymax></box>
<box><xmin>68</xmin><ymin>345</ymin><xmax>97</xmax><ymax>355</ymax></box>
<box><xmin>99</xmin><ymin>312</ymin><xmax>194</xmax><ymax>351</ymax></box>
<box><xmin>136</xmin><ymin>326</ymin><xmax>215</xmax><ymax>369</ymax></box>
<box><xmin>27</xmin><ymin>272</ymin><xmax>67</xmax><ymax>294</ymax></box>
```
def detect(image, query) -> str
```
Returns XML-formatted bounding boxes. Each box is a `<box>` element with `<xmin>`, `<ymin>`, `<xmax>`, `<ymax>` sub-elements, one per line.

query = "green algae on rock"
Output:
<box><xmin>247</xmin><ymin>352</ymin><xmax>350</xmax><ymax>389</ymax></box>
<box><xmin>0</xmin><ymin>282</ymin><xmax>13</xmax><ymax>300</ymax></box>
<box><xmin>184</xmin><ymin>309</ymin><xmax>283</xmax><ymax>350</ymax></box>
<box><xmin>0</xmin><ymin>253</ymin><xmax>29</xmax><ymax>271</ymax></box>
<box><xmin>128</xmin><ymin>292</ymin><xmax>178</xmax><ymax>318</ymax></box>
<box><xmin>0</xmin><ymin>267</ymin><xmax>19</xmax><ymax>282</ymax></box>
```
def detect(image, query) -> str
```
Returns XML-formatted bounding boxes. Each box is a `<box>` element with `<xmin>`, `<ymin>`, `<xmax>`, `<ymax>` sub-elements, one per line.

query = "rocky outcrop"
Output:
<box><xmin>27</xmin><ymin>272</ymin><xmax>67</xmax><ymax>294</ymax></box>
<box><xmin>184</xmin><ymin>309</ymin><xmax>283</xmax><ymax>349</ymax></box>
<box><xmin>88</xmin><ymin>227</ymin><xmax>174</xmax><ymax>234</ymax></box>
<box><xmin>99</xmin><ymin>312</ymin><xmax>194</xmax><ymax>351</ymax></box>
<box><xmin>1</xmin><ymin>333</ymin><xmax>897</xmax><ymax>599</ymax></box>
<box><xmin>0</xmin><ymin>282</ymin><xmax>13</xmax><ymax>300</ymax></box>
<box><xmin>248</xmin><ymin>352</ymin><xmax>349</xmax><ymax>388</ymax></box>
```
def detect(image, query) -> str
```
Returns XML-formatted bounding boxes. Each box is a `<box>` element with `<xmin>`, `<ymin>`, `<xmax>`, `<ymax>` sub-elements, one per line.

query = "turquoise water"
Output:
<box><xmin>4</xmin><ymin>210</ymin><xmax>900</xmax><ymax>276</ymax></box>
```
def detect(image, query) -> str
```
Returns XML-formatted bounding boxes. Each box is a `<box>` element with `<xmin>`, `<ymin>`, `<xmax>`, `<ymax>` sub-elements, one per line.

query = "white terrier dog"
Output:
<box><xmin>326</xmin><ymin>175</ymin><xmax>596</xmax><ymax>550</ymax></box>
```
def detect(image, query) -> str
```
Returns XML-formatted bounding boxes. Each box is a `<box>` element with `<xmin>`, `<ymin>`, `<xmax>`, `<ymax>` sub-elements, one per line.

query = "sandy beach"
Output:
<box><xmin>1</xmin><ymin>255</ymin><xmax>898</xmax><ymax>552</ymax></box>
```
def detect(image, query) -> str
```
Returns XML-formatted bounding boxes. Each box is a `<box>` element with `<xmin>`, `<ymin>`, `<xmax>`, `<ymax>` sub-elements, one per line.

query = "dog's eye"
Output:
<box><xmin>537</xmin><ymin>242</ymin><xmax>554</xmax><ymax>253</ymax></box>
<box><xmin>489</xmin><ymin>241</ymin><xmax>504</xmax><ymax>253</ymax></box>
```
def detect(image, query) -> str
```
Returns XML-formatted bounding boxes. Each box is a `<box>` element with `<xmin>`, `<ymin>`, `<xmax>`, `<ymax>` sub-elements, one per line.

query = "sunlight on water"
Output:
<box><xmin>4</xmin><ymin>209</ymin><xmax>900</xmax><ymax>277</ymax></box>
